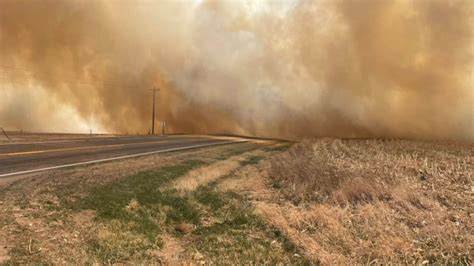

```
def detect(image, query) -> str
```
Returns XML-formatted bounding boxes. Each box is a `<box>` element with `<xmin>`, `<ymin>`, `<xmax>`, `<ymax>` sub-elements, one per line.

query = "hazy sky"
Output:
<box><xmin>0</xmin><ymin>0</ymin><xmax>473</xmax><ymax>140</ymax></box>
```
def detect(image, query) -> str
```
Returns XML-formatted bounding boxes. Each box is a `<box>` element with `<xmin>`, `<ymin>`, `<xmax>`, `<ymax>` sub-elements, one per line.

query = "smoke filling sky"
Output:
<box><xmin>0</xmin><ymin>0</ymin><xmax>473</xmax><ymax>140</ymax></box>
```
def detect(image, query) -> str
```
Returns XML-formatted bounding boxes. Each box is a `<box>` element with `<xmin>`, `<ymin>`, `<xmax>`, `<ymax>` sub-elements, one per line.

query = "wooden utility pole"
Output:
<box><xmin>150</xmin><ymin>87</ymin><xmax>159</xmax><ymax>135</ymax></box>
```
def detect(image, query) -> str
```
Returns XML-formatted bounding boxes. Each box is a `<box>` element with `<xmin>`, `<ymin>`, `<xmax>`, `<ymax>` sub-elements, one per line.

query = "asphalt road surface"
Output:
<box><xmin>0</xmin><ymin>135</ymin><xmax>245</xmax><ymax>178</ymax></box>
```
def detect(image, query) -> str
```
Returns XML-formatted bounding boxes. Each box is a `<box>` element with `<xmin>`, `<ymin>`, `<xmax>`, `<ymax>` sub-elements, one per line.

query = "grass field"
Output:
<box><xmin>0</xmin><ymin>138</ymin><xmax>472</xmax><ymax>264</ymax></box>
<box><xmin>267</xmin><ymin>139</ymin><xmax>472</xmax><ymax>264</ymax></box>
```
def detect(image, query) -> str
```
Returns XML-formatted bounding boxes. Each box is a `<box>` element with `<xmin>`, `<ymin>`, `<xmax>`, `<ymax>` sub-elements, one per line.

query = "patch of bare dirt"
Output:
<box><xmin>71</xmin><ymin>210</ymin><xmax>96</xmax><ymax>226</ymax></box>
<box><xmin>150</xmin><ymin>235</ymin><xmax>185</xmax><ymax>264</ymax></box>
<box><xmin>0</xmin><ymin>232</ymin><xmax>10</xmax><ymax>264</ymax></box>
<box><xmin>174</xmin><ymin>223</ymin><xmax>195</xmax><ymax>234</ymax></box>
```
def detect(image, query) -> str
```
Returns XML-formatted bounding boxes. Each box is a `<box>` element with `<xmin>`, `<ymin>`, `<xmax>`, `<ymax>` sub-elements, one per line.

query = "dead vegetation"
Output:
<box><xmin>0</xmin><ymin>139</ymin><xmax>471</xmax><ymax>264</ymax></box>
<box><xmin>265</xmin><ymin>139</ymin><xmax>473</xmax><ymax>263</ymax></box>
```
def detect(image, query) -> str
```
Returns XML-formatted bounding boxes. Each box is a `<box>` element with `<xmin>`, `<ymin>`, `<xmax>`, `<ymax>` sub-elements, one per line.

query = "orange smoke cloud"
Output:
<box><xmin>0</xmin><ymin>0</ymin><xmax>473</xmax><ymax>140</ymax></box>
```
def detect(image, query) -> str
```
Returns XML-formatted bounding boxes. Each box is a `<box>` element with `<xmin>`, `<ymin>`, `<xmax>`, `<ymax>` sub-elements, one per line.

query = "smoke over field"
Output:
<box><xmin>0</xmin><ymin>0</ymin><xmax>473</xmax><ymax>140</ymax></box>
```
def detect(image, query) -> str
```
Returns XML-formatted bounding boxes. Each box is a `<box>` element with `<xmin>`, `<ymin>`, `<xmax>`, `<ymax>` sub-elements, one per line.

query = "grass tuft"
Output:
<box><xmin>263</xmin><ymin>142</ymin><xmax>293</xmax><ymax>152</ymax></box>
<box><xmin>240</xmin><ymin>156</ymin><xmax>263</xmax><ymax>166</ymax></box>
<box><xmin>195</xmin><ymin>186</ymin><xmax>226</xmax><ymax>210</ymax></box>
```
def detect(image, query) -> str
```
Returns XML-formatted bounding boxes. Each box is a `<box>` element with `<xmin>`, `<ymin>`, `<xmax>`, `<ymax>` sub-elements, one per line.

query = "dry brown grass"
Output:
<box><xmin>270</xmin><ymin>139</ymin><xmax>472</xmax><ymax>204</ymax></box>
<box><xmin>172</xmin><ymin>158</ymin><xmax>241</xmax><ymax>191</ymax></box>
<box><xmin>265</xmin><ymin>138</ymin><xmax>473</xmax><ymax>263</ymax></box>
<box><xmin>174</xmin><ymin>148</ymin><xmax>269</xmax><ymax>192</ymax></box>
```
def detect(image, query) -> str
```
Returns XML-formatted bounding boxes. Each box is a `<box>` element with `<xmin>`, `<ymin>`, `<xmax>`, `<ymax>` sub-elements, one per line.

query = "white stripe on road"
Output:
<box><xmin>0</xmin><ymin>140</ymin><xmax>247</xmax><ymax>178</ymax></box>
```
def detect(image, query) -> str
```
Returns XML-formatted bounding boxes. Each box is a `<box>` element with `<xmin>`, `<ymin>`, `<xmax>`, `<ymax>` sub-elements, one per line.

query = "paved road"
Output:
<box><xmin>0</xmin><ymin>135</ymin><xmax>245</xmax><ymax>177</ymax></box>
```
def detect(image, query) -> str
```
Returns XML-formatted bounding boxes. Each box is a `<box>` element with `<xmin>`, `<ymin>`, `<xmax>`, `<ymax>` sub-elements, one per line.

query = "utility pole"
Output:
<box><xmin>150</xmin><ymin>87</ymin><xmax>159</xmax><ymax>135</ymax></box>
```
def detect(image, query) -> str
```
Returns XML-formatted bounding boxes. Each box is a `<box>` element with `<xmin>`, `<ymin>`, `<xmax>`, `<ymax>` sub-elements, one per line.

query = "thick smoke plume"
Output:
<box><xmin>0</xmin><ymin>0</ymin><xmax>473</xmax><ymax>140</ymax></box>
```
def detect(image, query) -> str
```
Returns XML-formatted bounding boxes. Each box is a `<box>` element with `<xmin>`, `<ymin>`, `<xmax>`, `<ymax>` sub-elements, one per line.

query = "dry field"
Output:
<box><xmin>0</xmin><ymin>138</ymin><xmax>472</xmax><ymax>264</ymax></box>
<box><xmin>264</xmin><ymin>139</ymin><xmax>473</xmax><ymax>264</ymax></box>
